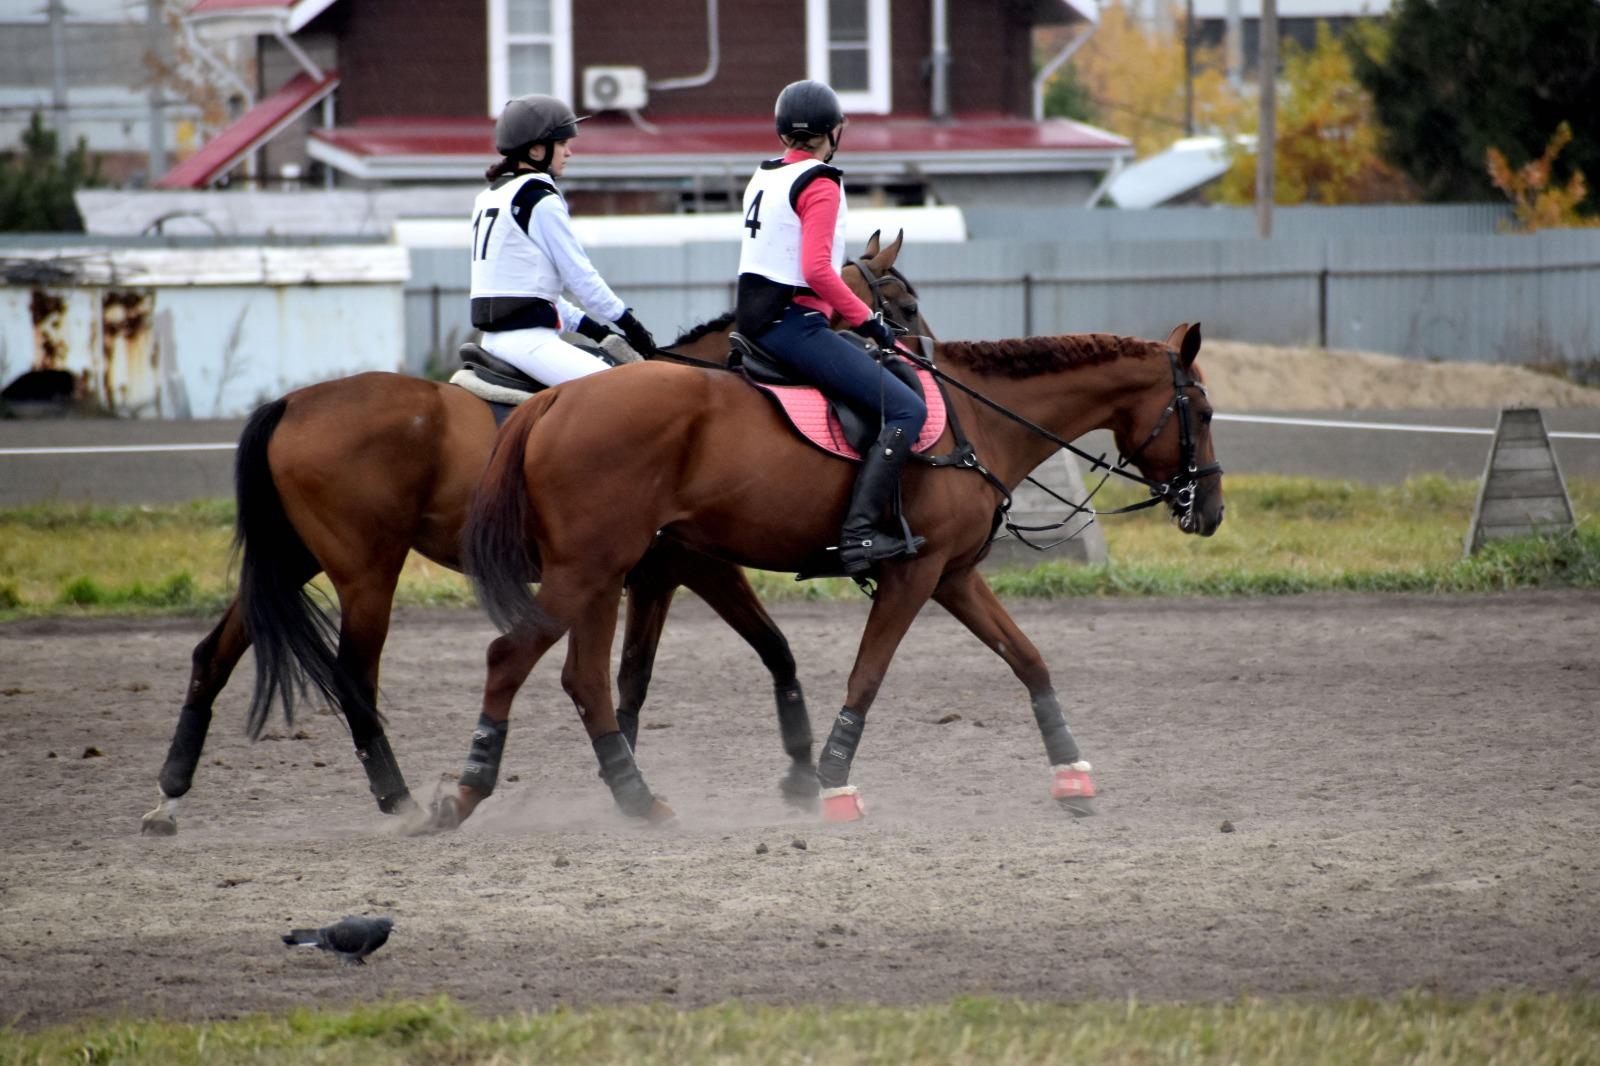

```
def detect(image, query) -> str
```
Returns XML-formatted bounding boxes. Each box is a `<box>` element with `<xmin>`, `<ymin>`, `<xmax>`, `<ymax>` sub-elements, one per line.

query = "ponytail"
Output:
<box><xmin>483</xmin><ymin>155</ymin><xmax>522</xmax><ymax>182</ymax></box>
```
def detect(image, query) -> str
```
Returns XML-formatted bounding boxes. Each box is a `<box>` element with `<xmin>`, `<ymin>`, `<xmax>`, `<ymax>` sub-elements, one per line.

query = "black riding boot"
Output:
<box><xmin>838</xmin><ymin>426</ymin><xmax>924</xmax><ymax>576</ymax></box>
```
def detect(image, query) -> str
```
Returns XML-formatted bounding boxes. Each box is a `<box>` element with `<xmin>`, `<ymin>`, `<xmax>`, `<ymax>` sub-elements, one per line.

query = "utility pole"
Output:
<box><xmin>1183</xmin><ymin>0</ymin><xmax>1195</xmax><ymax>135</ymax></box>
<box><xmin>47</xmin><ymin>0</ymin><xmax>69</xmax><ymax>154</ymax></box>
<box><xmin>1224</xmin><ymin>0</ymin><xmax>1243</xmax><ymax>89</ymax></box>
<box><xmin>147</xmin><ymin>0</ymin><xmax>168</xmax><ymax>180</ymax></box>
<box><xmin>1255</xmin><ymin>0</ymin><xmax>1278</xmax><ymax>238</ymax></box>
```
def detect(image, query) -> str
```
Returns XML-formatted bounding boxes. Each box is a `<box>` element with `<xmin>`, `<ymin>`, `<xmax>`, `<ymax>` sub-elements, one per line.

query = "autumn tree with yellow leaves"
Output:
<box><xmin>1211</xmin><ymin>22</ymin><xmax>1408</xmax><ymax>205</ymax></box>
<box><xmin>1047</xmin><ymin>5</ymin><xmax>1407</xmax><ymax>205</ymax></box>
<box><xmin>1487</xmin><ymin>123</ymin><xmax>1597</xmax><ymax>231</ymax></box>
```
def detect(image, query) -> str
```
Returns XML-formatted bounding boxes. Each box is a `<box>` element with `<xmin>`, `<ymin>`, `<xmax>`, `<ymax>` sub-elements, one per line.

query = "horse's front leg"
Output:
<box><xmin>932</xmin><ymin>566</ymin><xmax>1095</xmax><ymax>816</ymax></box>
<box><xmin>142</xmin><ymin>600</ymin><xmax>251</xmax><ymax>836</ymax></box>
<box><xmin>616</xmin><ymin>557</ymin><xmax>677</xmax><ymax>751</ymax></box>
<box><xmin>333</xmin><ymin>571</ymin><xmax>415</xmax><ymax>816</ymax></box>
<box><xmin>816</xmin><ymin>560</ymin><xmax>944</xmax><ymax>822</ymax></box>
<box><xmin>428</xmin><ymin>620</ymin><xmax>566</xmax><ymax>831</ymax></box>
<box><xmin>664</xmin><ymin>541</ymin><xmax>818</xmax><ymax>808</ymax></box>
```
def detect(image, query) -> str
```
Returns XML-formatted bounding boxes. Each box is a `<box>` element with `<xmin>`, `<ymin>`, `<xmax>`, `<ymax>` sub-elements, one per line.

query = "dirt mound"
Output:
<box><xmin>1202</xmin><ymin>340</ymin><xmax>1600</xmax><ymax>411</ymax></box>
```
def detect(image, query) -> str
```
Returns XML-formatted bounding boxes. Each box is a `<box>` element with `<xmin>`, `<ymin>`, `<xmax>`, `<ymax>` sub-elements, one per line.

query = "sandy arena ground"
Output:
<box><xmin>1</xmin><ymin>593</ymin><xmax>1597</xmax><ymax>1028</ymax></box>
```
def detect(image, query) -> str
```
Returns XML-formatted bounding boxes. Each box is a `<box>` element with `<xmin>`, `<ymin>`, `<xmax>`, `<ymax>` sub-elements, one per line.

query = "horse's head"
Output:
<box><xmin>1113</xmin><ymin>323</ymin><xmax>1224</xmax><ymax>537</ymax></box>
<box><xmin>846</xmin><ymin>230</ymin><xmax>932</xmax><ymax>337</ymax></box>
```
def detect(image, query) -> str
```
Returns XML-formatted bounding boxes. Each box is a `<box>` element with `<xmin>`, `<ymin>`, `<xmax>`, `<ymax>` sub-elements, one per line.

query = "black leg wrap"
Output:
<box><xmin>458</xmin><ymin>714</ymin><xmax>510</xmax><ymax>797</ymax></box>
<box><xmin>593</xmin><ymin>731</ymin><xmax>656</xmax><ymax>817</ymax></box>
<box><xmin>817</xmin><ymin>707</ymin><xmax>866</xmax><ymax>789</ymax></box>
<box><xmin>1031</xmin><ymin>690</ymin><xmax>1082</xmax><ymax>766</ymax></box>
<box><xmin>776</xmin><ymin>681</ymin><xmax>813</xmax><ymax>763</ymax></box>
<box><xmin>157</xmin><ymin>703</ymin><xmax>213</xmax><ymax>798</ymax></box>
<box><xmin>354</xmin><ymin>733</ymin><xmax>412</xmax><ymax>813</ymax></box>
<box><xmin>617</xmin><ymin>709</ymin><xmax>641</xmax><ymax>751</ymax></box>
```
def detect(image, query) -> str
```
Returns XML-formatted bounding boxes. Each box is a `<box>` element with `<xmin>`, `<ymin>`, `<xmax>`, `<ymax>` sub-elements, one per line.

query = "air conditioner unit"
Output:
<box><xmin>582</xmin><ymin>66</ymin><xmax>648</xmax><ymax>112</ymax></box>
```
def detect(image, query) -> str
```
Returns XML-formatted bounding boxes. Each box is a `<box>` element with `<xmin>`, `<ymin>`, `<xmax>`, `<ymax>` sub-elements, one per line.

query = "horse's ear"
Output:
<box><xmin>1163</xmin><ymin>323</ymin><xmax>1190</xmax><ymax>350</ymax></box>
<box><xmin>1180</xmin><ymin>322</ymin><xmax>1202</xmax><ymax>368</ymax></box>
<box><xmin>863</xmin><ymin>230</ymin><xmax>882</xmax><ymax>258</ymax></box>
<box><xmin>876</xmin><ymin>229</ymin><xmax>905</xmax><ymax>269</ymax></box>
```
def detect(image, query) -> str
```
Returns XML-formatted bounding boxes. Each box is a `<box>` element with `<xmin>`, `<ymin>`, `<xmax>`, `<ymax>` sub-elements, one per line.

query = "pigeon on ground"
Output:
<box><xmin>282</xmin><ymin>916</ymin><xmax>394</xmax><ymax>966</ymax></box>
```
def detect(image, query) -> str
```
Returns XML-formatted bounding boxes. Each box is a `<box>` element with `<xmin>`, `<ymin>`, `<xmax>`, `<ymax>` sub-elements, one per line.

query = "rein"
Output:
<box><xmin>896</xmin><ymin>342</ymin><xmax>1222</xmax><ymax>544</ymax></box>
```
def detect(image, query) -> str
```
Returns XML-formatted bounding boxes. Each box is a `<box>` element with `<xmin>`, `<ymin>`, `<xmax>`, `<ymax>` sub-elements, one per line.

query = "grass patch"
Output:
<box><xmin>1</xmin><ymin>476</ymin><xmax>1597</xmax><ymax>619</ymax></box>
<box><xmin>4</xmin><ymin>992</ymin><xmax>1598</xmax><ymax>1065</ymax></box>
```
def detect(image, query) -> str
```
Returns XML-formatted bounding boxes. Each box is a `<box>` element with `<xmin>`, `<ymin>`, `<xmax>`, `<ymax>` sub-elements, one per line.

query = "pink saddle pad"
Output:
<box><xmin>748</xmin><ymin>365</ymin><xmax>947</xmax><ymax>461</ymax></box>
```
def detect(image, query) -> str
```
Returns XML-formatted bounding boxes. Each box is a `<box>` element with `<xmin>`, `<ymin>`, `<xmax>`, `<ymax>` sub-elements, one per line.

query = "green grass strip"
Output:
<box><xmin>4</xmin><ymin>992</ymin><xmax>1598</xmax><ymax>1065</ymax></box>
<box><xmin>2</xmin><ymin>476</ymin><xmax>1597</xmax><ymax>619</ymax></box>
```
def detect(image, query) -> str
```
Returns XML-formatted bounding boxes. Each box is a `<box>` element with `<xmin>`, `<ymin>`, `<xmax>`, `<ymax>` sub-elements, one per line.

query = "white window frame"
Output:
<box><xmin>806</xmin><ymin>0</ymin><xmax>891</xmax><ymax>114</ymax></box>
<box><xmin>486</xmin><ymin>0</ymin><xmax>573</xmax><ymax>116</ymax></box>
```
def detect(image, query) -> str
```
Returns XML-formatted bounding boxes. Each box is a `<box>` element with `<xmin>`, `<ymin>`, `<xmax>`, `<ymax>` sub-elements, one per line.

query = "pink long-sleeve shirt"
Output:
<box><xmin>783</xmin><ymin>149</ymin><xmax>873</xmax><ymax>327</ymax></box>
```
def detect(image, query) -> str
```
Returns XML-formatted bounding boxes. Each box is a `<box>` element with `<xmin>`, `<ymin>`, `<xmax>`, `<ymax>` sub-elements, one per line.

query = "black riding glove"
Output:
<box><xmin>853</xmin><ymin>311</ymin><xmax>897</xmax><ymax>351</ymax></box>
<box><xmin>573</xmin><ymin>315</ymin><xmax>613</xmax><ymax>343</ymax></box>
<box><xmin>614</xmin><ymin>310</ymin><xmax>657</xmax><ymax>356</ymax></box>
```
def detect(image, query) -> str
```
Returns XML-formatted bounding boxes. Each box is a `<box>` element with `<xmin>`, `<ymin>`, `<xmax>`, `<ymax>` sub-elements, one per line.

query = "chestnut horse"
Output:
<box><xmin>444</xmin><ymin>323</ymin><xmax>1223</xmax><ymax>828</ymax></box>
<box><xmin>140</xmin><ymin>235</ymin><xmax>926</xmax><ymax>836</ymax></box>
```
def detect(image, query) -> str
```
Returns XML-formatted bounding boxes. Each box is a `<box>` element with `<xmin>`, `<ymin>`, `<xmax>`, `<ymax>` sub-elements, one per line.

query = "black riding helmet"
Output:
<box><xmin>495</xmin><ymin>94</ymin><xmax>586</xmax><ymax>170</ymax></box>
<box><xmin>774</xmin><ymin>80</ymin><xmax>845</xmax><ymax>160</ymax></box>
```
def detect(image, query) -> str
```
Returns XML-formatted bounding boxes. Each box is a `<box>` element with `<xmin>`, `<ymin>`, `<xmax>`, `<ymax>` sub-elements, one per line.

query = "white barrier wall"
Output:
<box><xmin>0</xmin><ymin>245</ymin><xmax>410</xmax><ymax>418</ymax></box>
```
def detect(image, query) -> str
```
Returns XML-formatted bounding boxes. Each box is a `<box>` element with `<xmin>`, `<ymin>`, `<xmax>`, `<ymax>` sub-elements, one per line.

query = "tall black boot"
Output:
<box><xmin>838</xmin><ymin>426</ymin><xmax>924</xmax><ymax>576</ymax></box>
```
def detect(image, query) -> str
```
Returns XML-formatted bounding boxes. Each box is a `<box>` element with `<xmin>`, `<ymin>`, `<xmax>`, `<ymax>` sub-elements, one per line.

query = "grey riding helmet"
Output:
<box><xmin>495</xmin><ymin>94</ymin><xmax>586</xmax><ymax>156</ymax></box>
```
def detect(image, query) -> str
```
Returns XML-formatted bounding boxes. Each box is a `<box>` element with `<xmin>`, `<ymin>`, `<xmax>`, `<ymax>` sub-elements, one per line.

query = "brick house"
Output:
<box><xmin>162</xmin><ymin>0</ymin><xmax>1131</xmax><ymax>213</ymax></box>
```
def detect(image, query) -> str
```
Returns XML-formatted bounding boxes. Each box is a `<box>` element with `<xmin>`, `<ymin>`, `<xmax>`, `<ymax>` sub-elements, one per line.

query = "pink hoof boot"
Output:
<box><xmin>821</xmin><ymin>785</ymin><xmax>866</xmax><ymax>823</ymax></box>
<box><xmin>1051</xmin><ymin>762</ymin><xmax>1097</xmax><ymax>817</ymax></box>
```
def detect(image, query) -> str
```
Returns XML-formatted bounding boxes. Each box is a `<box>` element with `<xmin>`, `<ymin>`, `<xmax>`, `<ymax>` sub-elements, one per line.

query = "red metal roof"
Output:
<box><xmin>314</xmin><ymin>112</ymin><xmax>1129</xmax><ymax>160</ymax></box>
<box><xmin>157</xmin><ymin>72</ymin><xmax>339</xmax><ymax>189</ymax></box>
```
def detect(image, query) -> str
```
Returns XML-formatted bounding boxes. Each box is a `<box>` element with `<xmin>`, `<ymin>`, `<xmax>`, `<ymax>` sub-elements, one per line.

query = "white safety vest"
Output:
<box><xmin>736</xmin><ymin>158</ymin><xmax>848</xmax><ymax>288</ymax></box>
<box><xmin>469</xmin><ymin>172</ymin><xmax>565</xmax><ymax>303</ymax></box>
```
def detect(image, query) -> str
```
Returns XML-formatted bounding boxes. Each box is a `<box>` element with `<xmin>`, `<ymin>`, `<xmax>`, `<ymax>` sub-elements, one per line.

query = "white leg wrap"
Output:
<box><xmin>819</xmin><ymin>785</ymin><xmax>860</xmax><ymax>799</ymax></box>
<box><xmin>1051</xmin><ymin>761</ymin><xmax>1092</xmax><ymax>774</ymax></box>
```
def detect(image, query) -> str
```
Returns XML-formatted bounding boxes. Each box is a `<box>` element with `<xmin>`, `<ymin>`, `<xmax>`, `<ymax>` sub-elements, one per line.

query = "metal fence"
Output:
<box><xmin>407</xmin><ymin>223</ymin><xmax>1600</xmax><ymax>375</ymax></box>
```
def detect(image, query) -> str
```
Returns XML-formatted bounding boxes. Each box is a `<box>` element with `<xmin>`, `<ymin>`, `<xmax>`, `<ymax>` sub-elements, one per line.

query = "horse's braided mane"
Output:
<box><xmin>939</xmin><ymin>333</ymin><xmax>1156</xmax><ymax>379</ymax></box>
<box><xmin>670</xmin><ymin>310</ymin><xmax>736</xmax><ymax>347</ymax></box>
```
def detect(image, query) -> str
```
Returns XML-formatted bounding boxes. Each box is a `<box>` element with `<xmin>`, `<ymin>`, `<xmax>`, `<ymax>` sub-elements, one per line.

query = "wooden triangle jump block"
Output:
<box><xmin>1464</xmin><ymin>407</ymin><xmax>1576</xmax><ymax>556</ymax></box>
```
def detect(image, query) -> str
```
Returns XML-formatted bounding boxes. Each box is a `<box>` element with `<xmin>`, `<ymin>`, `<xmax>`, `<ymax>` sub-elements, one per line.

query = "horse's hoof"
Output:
<box><xmin>780</xmin><ymin>763</ymin><xmax>821</xmax><ymax>808</ymax></box>
<box><xmin>140</xmin><ymin>809</ymin><xmax>178</xmax><ymax>837</ymax></box>
<box><xmin>821</xmin><ymin>786</ymin><xmax>865</xmax><ymax>823</ymax></box>
<box><xmin>1051</xmin><ymin>763</ymin><xmax>1096</xmax><ymax>807</ymax></box>
<box><xmin>643</xmin><ymin>798</ymin><xmax>677</xmax><ymax>826</ymax></box>
<box><xmin>423</xmin><ymin>795</ymin><xmax>463</xmax><ymax>833</ymax></box>
<box><xmin>378</xmin><ymin>791</ymin><xmax>417</xmax><ymax>816</ymax></box>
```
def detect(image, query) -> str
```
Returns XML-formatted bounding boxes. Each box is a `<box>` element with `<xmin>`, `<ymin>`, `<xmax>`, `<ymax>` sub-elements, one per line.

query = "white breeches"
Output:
<box><xmin>480</xmin><ymin>327</ymin><xmax>610</xmax><ymax>387</ymax></box>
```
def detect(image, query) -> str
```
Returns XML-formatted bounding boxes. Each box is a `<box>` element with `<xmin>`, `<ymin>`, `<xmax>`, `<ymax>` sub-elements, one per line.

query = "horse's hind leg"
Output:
<box><xmin>664</xmin><ymin>542</ymin><xmax>819</xmax><ymax>806</ymax></box>
<box><xmin>562</xmin><ymin>583</ymin><xmax>673</xmax><ymax>823</ymax></box>
<box><xmin>141</xmin><ymin>599</ymin><xmax>251</xmax><ymax>836</ymax></box>
<box><xmin>933</xmin><ymin>567</ymin><xmax>1095</xmax><ymax>816</ymax></box>
<box><xmin>332</xmin><ymin>572</ymin><xmax>414</xmax><ymax>815</ymax></box>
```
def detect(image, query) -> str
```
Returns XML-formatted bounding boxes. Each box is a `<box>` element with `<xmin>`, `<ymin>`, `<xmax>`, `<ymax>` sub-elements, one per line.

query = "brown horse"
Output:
<box><xmin>139</xmin><ymin>235</ymin><xmax>926</xmax><ymax>836</ymax></box>
<box><xmin>444</xmin><ymin>323</ymin><xmax>1223</xmax><ymax>828</ymax></box>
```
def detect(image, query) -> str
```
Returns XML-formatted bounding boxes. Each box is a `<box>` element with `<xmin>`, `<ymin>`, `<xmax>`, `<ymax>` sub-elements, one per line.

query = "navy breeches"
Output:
<box><xmin>757</xmin><ymin>305</ymin><xmax>927</xmax><ymax>438</ymax></box>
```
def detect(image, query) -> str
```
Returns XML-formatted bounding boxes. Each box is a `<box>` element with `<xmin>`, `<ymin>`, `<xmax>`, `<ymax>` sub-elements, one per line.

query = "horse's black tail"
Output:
<box><xmin>235</xmin><ymin>397</ymin><xmax>375</xmax><ymax>740</ymax></box>
<box><xmin>462</xmin><ymin>393</ymin><xmax>554</xmax><ymax>637</ymax></box>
